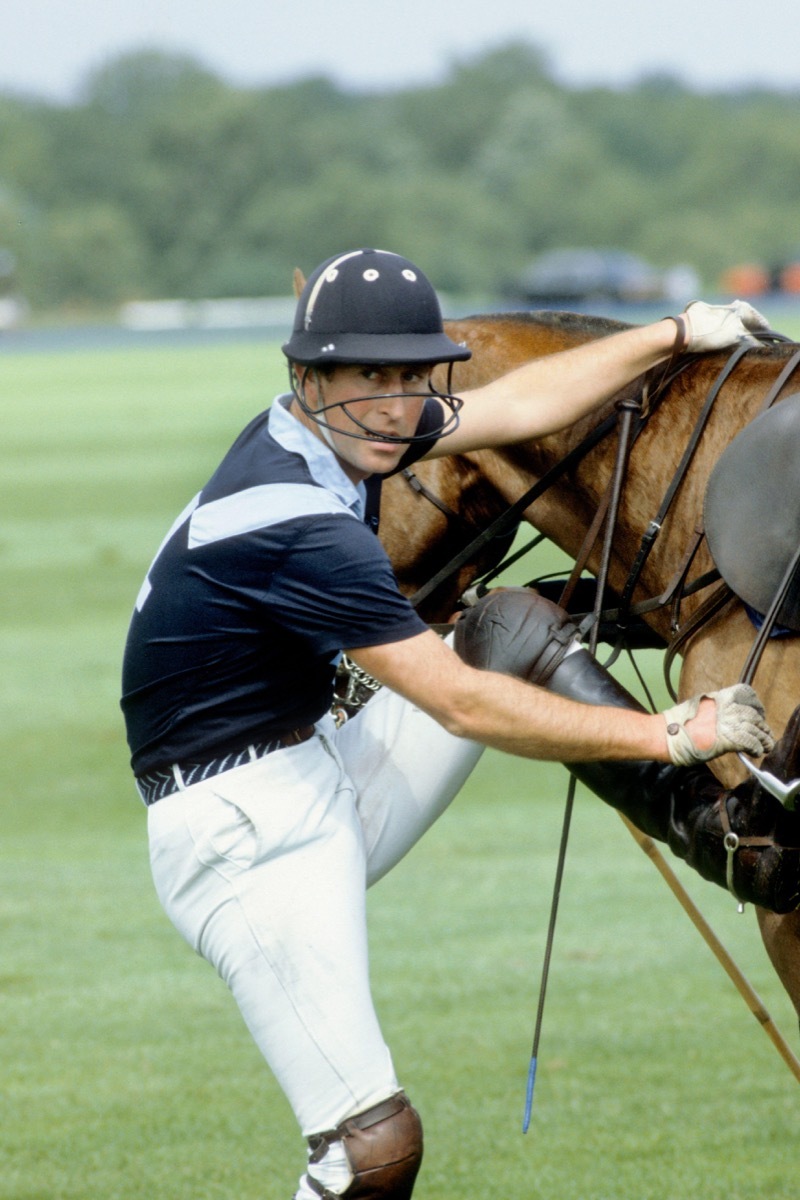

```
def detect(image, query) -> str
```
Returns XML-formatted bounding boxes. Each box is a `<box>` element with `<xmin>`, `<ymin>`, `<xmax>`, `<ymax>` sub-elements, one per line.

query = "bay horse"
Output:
<box><xmin>377</xmin><ymin>310</ymin><xmax>800</xmax><ymax>1023</ymax></box>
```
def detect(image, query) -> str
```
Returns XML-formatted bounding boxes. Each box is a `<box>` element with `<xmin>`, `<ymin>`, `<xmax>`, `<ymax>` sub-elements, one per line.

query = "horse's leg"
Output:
<box><xmin>756</xmin><ymin>909</ymin><xmax>800</xmax><ymax>1025</ymax></box>
<box><xmin>681</xmin><ymin>616</ymin><xmax>800</xmax><ymax>1022</ymax></box>
<box><xmin>750</xmin><ymin>705</ymin><xmax>800</xmax><ymax>1024</ymax></box>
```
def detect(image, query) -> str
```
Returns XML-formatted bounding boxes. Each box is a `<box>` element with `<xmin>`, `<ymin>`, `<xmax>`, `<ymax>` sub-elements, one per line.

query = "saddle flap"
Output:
<box><xmin>704</xmin><ymin>391</ymin><xmax>800</xmax><ymax>631</ymax></box>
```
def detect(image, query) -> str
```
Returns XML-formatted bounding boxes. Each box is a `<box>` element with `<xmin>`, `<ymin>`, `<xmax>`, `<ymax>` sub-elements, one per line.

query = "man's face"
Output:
<box><xmin>297</xmin><ymin>363</ymin><xmax>432</xmax><ymax>481</ymax></box>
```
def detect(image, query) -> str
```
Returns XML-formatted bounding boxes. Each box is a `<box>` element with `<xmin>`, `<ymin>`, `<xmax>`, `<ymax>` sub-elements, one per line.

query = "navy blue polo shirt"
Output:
<box><xmin>121</xmin><ymin>394</ymin><xmax>443</xmax><ymax>775</ymax></box>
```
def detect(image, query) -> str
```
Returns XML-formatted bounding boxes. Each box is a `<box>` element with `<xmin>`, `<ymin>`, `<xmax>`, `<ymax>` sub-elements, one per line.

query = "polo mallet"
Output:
<box><xmin>522</xmin><ymin>774</ymin><xmax>577</xmax><ymax>1132</ymax></box>
<box><xmin>523</xmin><ymin>397</ymin><xmax>638</xmax><ymax>1133</ymax></box>
<box><xmin>622</xmin><ymin>812</ymin><xmax>800</xmax><ymax>1085</ymax></box>
<box><xmin>524</xmin><ymin>771</ymin><xmax>800</xmax><ymax>1134</ymax></box>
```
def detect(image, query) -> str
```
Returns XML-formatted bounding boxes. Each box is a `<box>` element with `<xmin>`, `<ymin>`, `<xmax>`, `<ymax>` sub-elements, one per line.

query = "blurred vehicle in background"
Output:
<box><xmin>510</xmin><ymin>247</ymin><xmax>665</xmax><ymax>304</ymax></box>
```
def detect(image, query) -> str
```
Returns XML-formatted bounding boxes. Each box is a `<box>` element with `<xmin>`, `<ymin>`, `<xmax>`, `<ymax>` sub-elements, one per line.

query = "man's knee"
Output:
<box><xmin>307</xmin><ymin>1092</ymin><xmax>423</xmax><ymax>1199</ymax></box>
<box><xmin>454</xmin><ymin>586</ymin><xmax>582</xmax><ymax>685</ymax></box>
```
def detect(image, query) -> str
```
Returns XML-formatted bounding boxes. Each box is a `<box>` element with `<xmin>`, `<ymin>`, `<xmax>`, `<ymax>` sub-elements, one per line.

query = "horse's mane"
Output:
<box><xmin>454</xmin><ymin>308</ymin><xmax>634</xmax><ymax>338</ymax></box>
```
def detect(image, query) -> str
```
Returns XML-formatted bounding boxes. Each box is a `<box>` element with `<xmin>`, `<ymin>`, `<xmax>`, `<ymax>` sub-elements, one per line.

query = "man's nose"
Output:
<box><xmin>376</xmin><ymin>382</ymin><xmax>407</xmax><ymax>409</ymax></box>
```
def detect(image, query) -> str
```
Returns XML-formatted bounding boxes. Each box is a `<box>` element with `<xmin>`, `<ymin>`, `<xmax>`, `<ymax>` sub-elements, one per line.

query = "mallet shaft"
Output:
<box><xmin>620</xmin><ymin>813</ymin><xmax>800</xmax><ymax>1086</ymax></box>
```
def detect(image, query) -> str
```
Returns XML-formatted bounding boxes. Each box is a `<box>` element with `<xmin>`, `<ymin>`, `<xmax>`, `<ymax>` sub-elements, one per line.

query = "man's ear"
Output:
<box><xmin>292</xmin><ymin>268</ymin><xmax>306</xmax><ymax>299</ymax></box>
<box><xmin>291</xmin><ymin>363</ymin><xmax>317</xmax><ymax>400</ymax></box>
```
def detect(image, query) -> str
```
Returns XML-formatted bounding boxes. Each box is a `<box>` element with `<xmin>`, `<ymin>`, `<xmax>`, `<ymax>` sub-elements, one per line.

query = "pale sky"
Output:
<box><xmin>3</xmin><ymin>0</ymin><xmax>800</xmax><ymax>102</ymax></box>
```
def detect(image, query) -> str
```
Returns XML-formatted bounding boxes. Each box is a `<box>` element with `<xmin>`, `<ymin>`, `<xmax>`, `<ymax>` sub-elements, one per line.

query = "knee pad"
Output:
<box><xmin>454</xmin><ymin>586</ymin><xmax>586</xmax><ymax>686</ymax></box>
<box><xmin>454</xmin><ymin>586</ymin><xmax>647</xmax><ymax>710</ymax></box>
<box><xmin>306</xmin><ymin>1092</ymin><xmax>423</xmax><ymax>1200</ymax></box>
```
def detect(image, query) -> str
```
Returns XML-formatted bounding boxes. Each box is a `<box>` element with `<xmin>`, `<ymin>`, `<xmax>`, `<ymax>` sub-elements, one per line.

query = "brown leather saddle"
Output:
<box><xmin>704</xmin><ymin>392</ymin><xmax>800</xmax><ymax>631</ymax></box>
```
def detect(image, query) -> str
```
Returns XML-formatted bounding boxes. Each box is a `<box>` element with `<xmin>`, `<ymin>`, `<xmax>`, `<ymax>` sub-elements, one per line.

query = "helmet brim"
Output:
<box><xmin>282</xmin><ymin>330</ymin><xmax>471</xmax><ymax>366</ymax></box>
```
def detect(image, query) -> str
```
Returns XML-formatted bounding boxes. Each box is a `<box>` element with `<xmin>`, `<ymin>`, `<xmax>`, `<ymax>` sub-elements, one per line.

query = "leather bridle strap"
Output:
<box><xmin>557</xmin><ymin>486</ymin><xmax>613</xmax><ymax>612</ymax></box>
<box><xmin>557</xmin><ymin>393</ymin><xmax>654</xmax><ymax>612</ymax></box>
<box><xmin>755</xmin><ymin>346</ymin><xmax>800</xmax><ymax>416</ymax></box>
<box><xmin>409</xmin><ymin>409</ymin><xmax>619</xmax><ymax>608</ymax></box>
<box><xmin>400</xmin><ymin>467</ymin><xmax>465</xmax><ymax>526</ymax></box>
<box><xmin>663</xmin><ymin>580</ymin><xmax>735</xmax><ymax>699</ymax></box>
<box><xmin>616</xmin><ymin>341</ymin><xmax>753</xmax><ymax>625</ymax></box>
<box><xmin>661</xmin><ymin>344</ymin><xmax>800</xmax><ymax>690</ymax></box>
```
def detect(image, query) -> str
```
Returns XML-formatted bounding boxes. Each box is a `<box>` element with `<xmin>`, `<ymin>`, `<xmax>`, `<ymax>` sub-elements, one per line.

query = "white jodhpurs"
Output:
<box><xmin>146</xmin><ymin>682</ymin><xmax>483</xmax><ymax>1137</ymax></box>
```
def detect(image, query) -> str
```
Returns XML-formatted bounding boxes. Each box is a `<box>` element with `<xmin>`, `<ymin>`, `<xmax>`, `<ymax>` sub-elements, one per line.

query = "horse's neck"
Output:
<box><xmin>442</xmin><ymin>310</ymin><xmax>631</xmax><ymax>393</ymax></box>
<box><xmin>440</xmin><ymin>310</ymin><xmax>638</xmax><ymax>565</ymax></box>
<box><xmin>444</xmin><ymin>308</ymin><xmax>636</xmax><ymax>480</ymax></box>
<box><xmin>434</xmin><ymin>315</ymin><xmax>798</xmax><ymax>620</ymax></box>
<box><xmin>464</xmin><ymin>339</ymin><xmax>800</xmax><ymax>610</ymax></box>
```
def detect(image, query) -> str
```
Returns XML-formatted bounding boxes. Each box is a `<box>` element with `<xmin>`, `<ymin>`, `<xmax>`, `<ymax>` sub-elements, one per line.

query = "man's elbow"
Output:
<box><xmin>427</xmin><ymin>682</ymin><xmax>486</xmax><ymax>741</ymax></box>
<box><xmin>435</xmin><ymin>709</ymin><xmax>474</xmax><ymax>739</ymax></box>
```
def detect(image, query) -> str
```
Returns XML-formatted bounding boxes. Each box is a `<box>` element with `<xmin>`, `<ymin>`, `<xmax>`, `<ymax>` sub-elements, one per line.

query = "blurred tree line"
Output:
<box><xmin>1</xmin><ymin>42</ymin><xmax>799</xmax><ymax>312</ymax></box>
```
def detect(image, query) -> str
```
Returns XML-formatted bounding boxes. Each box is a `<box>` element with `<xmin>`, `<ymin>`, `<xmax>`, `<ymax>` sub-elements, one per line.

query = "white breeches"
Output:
<box><xmin>146</xmin><ymin>682</ymin><xmax>483</xmax><ymax>1136</ymax></box>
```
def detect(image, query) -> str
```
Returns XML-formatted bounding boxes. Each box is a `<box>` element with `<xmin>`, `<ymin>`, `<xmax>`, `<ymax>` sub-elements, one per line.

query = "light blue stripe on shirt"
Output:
<box><xmin>188</xmin><ymin>482</ymin><xmax>357</xmax><ymax>549</ymax></box>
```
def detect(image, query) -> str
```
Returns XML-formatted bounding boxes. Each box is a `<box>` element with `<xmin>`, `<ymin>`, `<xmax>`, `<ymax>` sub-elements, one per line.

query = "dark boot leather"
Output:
<box><xmin>553</xmin><ymin>651</ymin><xmax>800</xmax><ymax>913</ymax></box>
<box><xmin>455</xmin><ymin>588</ymin><xmax>800</xmax><ymax>913</ymax></box>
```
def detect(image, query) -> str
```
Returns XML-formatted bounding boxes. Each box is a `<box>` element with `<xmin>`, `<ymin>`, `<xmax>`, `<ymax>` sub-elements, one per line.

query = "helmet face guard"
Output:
<box><xmin>282</xmin><ymin>248</ymin><xmax>470</xmax><ymax>445</ymax></box>
<box><xmin>290</xmin><ymin>362</ymin><xmax>464</xmax><ymax>445</ymax></box>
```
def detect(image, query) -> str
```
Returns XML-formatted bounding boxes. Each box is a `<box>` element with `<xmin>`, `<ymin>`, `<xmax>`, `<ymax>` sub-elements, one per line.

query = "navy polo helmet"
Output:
<box><xmin>282</xmin><ymin>248</ymin><xmax>471</xmax><ymax>367</ymax></box>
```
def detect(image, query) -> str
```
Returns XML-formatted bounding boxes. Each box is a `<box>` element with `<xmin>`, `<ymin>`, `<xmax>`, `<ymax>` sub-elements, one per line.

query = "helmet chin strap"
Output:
<box><xmin>291</xmin><ymin>367</ymin><xmax>341</xmax><ymax>453</ymax></box>
<box><xmin>315</xmin><ymin>406</ymin><xmax>341</xmax><ymax>455</ymax></box>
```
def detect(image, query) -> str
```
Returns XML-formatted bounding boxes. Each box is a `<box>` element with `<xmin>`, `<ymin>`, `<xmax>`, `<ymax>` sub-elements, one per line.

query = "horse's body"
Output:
<box><xmin>378</xmin><ymin>310</ymin><xmax>800</xmax><ymax>1018</ymax></box>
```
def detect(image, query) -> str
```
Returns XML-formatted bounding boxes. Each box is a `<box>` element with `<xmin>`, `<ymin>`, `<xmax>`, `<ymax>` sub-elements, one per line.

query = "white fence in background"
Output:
<box><xmin>119</xmin><ymin>296</ymin><xmax>296</xmax><ymax>331</ymax></box>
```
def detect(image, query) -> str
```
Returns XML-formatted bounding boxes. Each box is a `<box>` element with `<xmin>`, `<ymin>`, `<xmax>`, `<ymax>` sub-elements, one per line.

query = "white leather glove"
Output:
<box><xmin>663</xmin><ymin>683</ymin><xmax>775</xmax><ymax>767</ymax></box>
<box><xmin>676</xmin><ymin>299</ymin><xmax>771</xmax><ymax>353</ymax></box>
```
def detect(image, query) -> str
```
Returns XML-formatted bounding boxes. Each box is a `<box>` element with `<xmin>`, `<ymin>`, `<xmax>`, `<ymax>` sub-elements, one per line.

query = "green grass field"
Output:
<box><xmin>2</xmin><ymin>336</ymin><xmax>799</xmax><ymax>1199</ymax></box>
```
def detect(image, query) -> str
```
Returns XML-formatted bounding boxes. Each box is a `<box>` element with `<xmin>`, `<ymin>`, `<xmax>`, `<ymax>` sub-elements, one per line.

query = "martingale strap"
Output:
<box><xmin>409</xmin><ymin>409</ymin><xmax>620</xmax><ymax>607</ymax></box>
